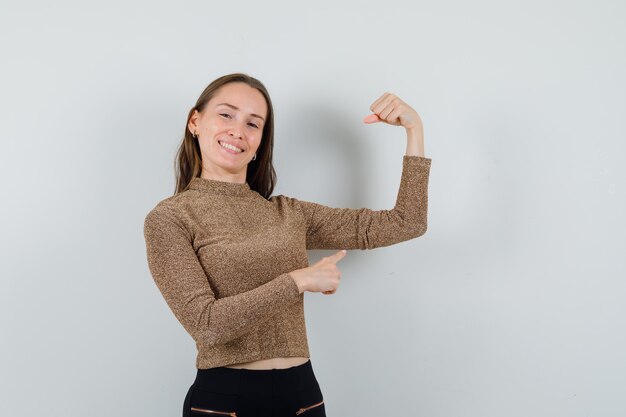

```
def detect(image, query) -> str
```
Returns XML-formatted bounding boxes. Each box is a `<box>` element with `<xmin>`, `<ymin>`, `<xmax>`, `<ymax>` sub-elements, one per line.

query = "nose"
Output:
<box><xmin>228</xmin><ymin>123</ymin><xmax>244</xmax><ymax>139</ymax></box>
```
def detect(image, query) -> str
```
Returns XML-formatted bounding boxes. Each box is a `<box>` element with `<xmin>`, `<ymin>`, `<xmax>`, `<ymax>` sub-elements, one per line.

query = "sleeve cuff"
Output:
<box><xmin>277</xmin><ymin>272</ymin><xmax>302</xmax><ymax>301</ymax></box>
<box><xmin>403</xmin><ymin>154</ymin><xmax>432</xmax><ymax>167</ymax></box>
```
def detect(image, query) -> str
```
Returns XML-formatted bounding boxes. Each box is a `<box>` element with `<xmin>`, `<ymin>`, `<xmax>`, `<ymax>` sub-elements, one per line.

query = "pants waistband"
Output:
<box><xmin>193</xmin><ymin>359</ymin><xmax>318</xmax><ymax>395</ymax></box>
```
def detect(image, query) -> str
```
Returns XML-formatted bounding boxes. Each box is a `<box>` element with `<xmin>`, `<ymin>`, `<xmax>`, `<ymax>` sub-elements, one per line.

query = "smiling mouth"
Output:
<box><xmin>218</xmin><ymin>140</ymin><xmax>244</xmax><ymax>153</ymax></box>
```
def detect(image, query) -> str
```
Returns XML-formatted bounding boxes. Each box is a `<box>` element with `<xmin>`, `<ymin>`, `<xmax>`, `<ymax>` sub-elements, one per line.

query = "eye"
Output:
<box><xmin>220</xmin><ymin>112</ymin><xmax>259</xmax><ymax>129</ymax></box>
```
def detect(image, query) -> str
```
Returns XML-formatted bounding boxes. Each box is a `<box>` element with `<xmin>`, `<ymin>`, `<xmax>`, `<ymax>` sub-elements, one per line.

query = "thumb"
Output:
<box><xmin>328</xmin><ymin>249</ymin><xmax>348</xmax><ymax>263</ymax></box>
<box><xmin>363</xmin><ymin>113</ymin><xmax>382</xmax><ymax>124</ymax></box>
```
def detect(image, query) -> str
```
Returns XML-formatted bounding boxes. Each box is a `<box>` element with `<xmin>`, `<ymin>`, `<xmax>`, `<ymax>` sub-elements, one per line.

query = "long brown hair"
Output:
<box><xmin>173</xmin><ymin>73</ymin><xmax>277</xmax><ymax>199</ymax></box>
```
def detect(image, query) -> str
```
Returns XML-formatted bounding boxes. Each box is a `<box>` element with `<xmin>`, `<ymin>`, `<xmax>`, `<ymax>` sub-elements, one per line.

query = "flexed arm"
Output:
<box><xmin>288</xmin><ymin>92</ymin><xmax>432</xmax><ymax>250</ymax></box>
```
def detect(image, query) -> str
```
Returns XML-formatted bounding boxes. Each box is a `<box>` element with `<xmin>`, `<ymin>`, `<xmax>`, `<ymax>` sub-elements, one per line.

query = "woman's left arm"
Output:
<box><xmin>288</xmin><ymin>93</ymin><xmax>432</xmax><ymax>250</ymax></box>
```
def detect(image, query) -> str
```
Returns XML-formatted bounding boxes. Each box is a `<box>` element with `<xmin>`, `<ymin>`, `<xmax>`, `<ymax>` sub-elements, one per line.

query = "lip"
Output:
<box><xmin>218</xmin><ymin>139</ymin><xmax>245</xmax><ymax>154</ymax></box>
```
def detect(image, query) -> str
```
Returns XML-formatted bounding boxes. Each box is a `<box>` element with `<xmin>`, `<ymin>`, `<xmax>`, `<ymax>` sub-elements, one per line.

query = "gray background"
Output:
<box><xmin>1</xmin><ymin>1</ymin><xmax>625</xmax><ymax>416</ymax></box>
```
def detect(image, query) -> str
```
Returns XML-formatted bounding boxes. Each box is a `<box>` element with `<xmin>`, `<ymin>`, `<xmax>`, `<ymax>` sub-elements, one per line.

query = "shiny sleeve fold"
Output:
<box><xmin>291</xmin><ymin>155</ymin><xmax>432</xmax><ymax>250</ymax></box>
<box><xmin>143</xmin><ymin>205</ymin><xmax>301</xmax><ymax>346</ymax></box>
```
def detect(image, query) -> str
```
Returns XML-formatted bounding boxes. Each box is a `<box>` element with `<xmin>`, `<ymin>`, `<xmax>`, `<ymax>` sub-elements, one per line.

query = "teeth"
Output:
<box><xmin>219</xmin><ymin>141</ymin><xmax>243</xmax><ymax>153</ymax></box>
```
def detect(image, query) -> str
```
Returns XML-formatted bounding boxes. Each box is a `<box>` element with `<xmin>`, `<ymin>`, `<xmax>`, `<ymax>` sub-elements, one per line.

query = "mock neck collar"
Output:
<box><xmin>187</xmin><ymin>176</ymin><xmax>251</xmax><ymax>196</ymax></box>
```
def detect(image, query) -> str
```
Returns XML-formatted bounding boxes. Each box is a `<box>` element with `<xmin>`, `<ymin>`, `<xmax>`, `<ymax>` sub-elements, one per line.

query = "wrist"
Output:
<box><xmin>405</xmin><ymin>126</ymin><xmax>425</xmax><ymax>157</ymax></box>
<box><xmin>290</xmin><ymin>272</ymin><xmax>308</xmax><ymax>294</ymax></box>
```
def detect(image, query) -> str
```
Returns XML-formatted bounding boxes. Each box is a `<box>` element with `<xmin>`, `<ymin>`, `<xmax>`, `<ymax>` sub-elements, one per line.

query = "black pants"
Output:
<box><xmin>182</xmin><ymin>359</ymin><xmax>326</xmax><ymax>417</ymax></box>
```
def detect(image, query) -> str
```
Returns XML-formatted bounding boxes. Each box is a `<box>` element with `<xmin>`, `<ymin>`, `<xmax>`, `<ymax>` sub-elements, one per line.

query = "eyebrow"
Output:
<box><xmin>215</xmin><ymin>102</ymin><xmax>265</xmax><ymax>122</ymax></box>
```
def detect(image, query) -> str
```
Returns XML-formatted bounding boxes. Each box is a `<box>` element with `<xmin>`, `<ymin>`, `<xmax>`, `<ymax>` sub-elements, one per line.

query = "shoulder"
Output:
<box><xmin>145</xmin><ymin>186</ymin><xmax>203</xmax><ymax>216</ymax></box>
<box><xmin>267</xmin><ymin>193</ymin><xmax>303</xmax><ymax>210</ymax></box>
<box><xmin>144</xmin><ymin>191</ymin><xmax>195</xmax><ymax>233</ymax></box>
<box><xmin>268</xmin><ymin>193</ymin><xmax>291</xmax><ymax>204</ymax></box>
<box><xmin>266</xmin><ymin>193</ymin><xmax>321</xmax><ymax>220</ymax></box>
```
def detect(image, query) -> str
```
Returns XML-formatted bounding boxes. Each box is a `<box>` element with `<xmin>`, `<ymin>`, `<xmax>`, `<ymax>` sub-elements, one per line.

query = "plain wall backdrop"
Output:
<box><xmin>1</xmin><ymin>1</ymin><xmax>625</xmax><ymax>416</ymax></box>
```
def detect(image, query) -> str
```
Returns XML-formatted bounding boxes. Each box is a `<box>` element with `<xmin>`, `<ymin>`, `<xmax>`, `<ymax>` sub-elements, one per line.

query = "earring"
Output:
<box><xmin>252</xmin><ymin>153</ymin><xmax>257</xmax><ymax>161</ymax></box>
<box><xmin>192</xmin><ymin>130</ymin><xmax>198</xmax><ymax>139</ymax></box>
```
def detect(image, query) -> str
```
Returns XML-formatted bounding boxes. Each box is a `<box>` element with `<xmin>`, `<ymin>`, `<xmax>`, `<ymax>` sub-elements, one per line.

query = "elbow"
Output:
<box><xmin>199</xmin><ymin>330</ymin><xmax>220</xmax><ymax>347</ymax></box>
<box><xmin>190</xmin><ymin>324</ymin><xmax>221</xmax><ymax>348</ymax></box>
<box><xmin>402</xmin><ymin>211</ymin><xmax>427</xmax><ymax>240</ymax></box>
<box><xmin>411</xmin><ymin>222</ymin><xmax>427</xmax><ymax>238</ymax></box>
<box><xmin>189</xmin><ymin>300</ymin><xmax>246</xmax><ymax>348</ymax></box>
<box><xmin>184</xmin><ymin>302</ymin><xmax>222</xmax><ymax>347</ymax></box>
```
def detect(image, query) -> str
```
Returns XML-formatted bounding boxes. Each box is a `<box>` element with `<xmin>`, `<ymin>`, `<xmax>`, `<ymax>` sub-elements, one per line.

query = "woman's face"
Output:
<box><xmin>189</xmin><ymin>82</ymin><xmax>268</xmax><ymax>180</ymax></box>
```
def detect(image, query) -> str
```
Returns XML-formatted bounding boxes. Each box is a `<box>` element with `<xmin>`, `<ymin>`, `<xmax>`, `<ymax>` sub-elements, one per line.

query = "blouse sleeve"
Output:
<box><xmin>143</xmin><ymin>204</ymin><xmax>301</xmax><ymax>347</ymax></box>
<box><xmin>290</xmin><ymin>155</ymin><xmax>432</xmax><ymax>250</ymax></box>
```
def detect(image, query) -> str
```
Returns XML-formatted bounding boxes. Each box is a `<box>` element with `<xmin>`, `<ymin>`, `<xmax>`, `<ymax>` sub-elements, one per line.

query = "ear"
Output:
<box><xmin>188</xmin><ymin>109</ymin><xmax>199</xmax><ymax>135</ymax></box>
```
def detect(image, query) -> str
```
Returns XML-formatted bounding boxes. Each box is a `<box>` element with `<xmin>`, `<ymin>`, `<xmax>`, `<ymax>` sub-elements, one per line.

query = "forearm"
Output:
<box><xmin>196</xmin><ymin>273</ymin><xmax>301</xmax><ymax>346</ymax></box>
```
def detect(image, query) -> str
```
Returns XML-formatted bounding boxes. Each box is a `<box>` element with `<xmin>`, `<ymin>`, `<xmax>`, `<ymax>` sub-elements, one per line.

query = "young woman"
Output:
<box><xmin>143</xmin><ymin>72</ymin><xmax>432</xmax><ymax>417</ymax></box>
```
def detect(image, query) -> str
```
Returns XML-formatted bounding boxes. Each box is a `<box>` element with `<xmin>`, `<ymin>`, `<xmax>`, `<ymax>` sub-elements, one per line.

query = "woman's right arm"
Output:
<box><xmin>143</xmin><ymin>205</ymin><xmax>302</xmax><ymax>347</ymax></box>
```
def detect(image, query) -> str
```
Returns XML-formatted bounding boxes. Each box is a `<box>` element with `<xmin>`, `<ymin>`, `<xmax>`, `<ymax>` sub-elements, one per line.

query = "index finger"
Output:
<box><xmin>369</xmin><ymin>92</ymin><xmax>391</xmax><ymax>112</ymax></box>
<box><xmin>328</xmin><ymin>249</ymin><xmax>348</xmax><ymax>263</ymax></box>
